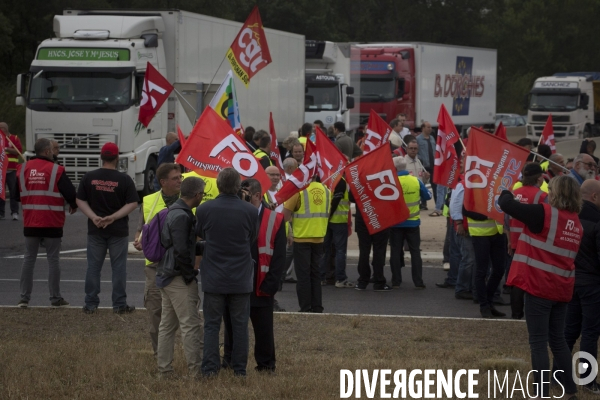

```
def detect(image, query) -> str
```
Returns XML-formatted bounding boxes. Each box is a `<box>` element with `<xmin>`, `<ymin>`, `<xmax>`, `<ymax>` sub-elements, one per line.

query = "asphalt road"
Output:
<box><xmin>0</xmin><ymin>208</ymin><xmax>509</xmax><ymax>319</ymax></box>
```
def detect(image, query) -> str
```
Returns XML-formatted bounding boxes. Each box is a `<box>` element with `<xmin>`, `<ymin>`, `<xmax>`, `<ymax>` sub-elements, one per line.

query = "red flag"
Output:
<box><xmin>138</xmin><ymin>62</ymin><xmax>173</xmax><ymax>128</ymax></box>
<box><xmin>344</xmin><ymin>143</ymin><xmax>409</xmax><ymax>234</ymax></box>
<box><xmin>0</xmin><ymin>130</ymin><xmax>7</xmax><ymax>201</ymax></box>
<box><xmin>226</xmin><ymin>6</ymin><xmax>272</xmax><ymax>87</ymax></box>
<box><xmin>434</xmin><ymin>104</ymin><xmax>461</xmax><ymax>189</ymax></box>
<box><xmin>275</xmin><ymin>141</ymin><xmax>318</xmax><ymax>204</ymax></box>
<box><xmin>494</xmin><ymin>121</ymin><xmax>507</xmax><ymax>141</ymax></box>
<box><xmin>175</xmin><ymin>107</ymin><xmax>271</xmax><ymax>194</ymax></box>
<box><xmin>463</xmin><ymin>127</ymin><xmax>530</xmax><ymax>223</ymax></box>
<box><xmin>362</xmin><ymin>109</ymin><xmax>392</xmax><ymax>155</ymax></box>
<box><xmin>177</xmin><ymin>124</ymin><xmax>186</xmax><ymax>148</ymax></box>
<box><xmin>268</xmin><ymin>112</ymin><xmax>285</xmax><ymax>176</ymax></box>
<box><xmin>540</xmin><ymin>115</ymin><xmax>556</xmax><ymax>153</ymax></box>
<box><xmin>314</xmin><ymin>126</ymin><xmax>347</xmax><ymax>191</ymax></box>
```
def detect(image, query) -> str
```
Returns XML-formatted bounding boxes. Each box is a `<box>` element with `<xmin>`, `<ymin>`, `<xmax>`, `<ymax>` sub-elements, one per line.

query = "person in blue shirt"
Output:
<box><xmin>154</xmin><ymin>132</ymin><xmax>181</xmax><ymax>188</ymax></box>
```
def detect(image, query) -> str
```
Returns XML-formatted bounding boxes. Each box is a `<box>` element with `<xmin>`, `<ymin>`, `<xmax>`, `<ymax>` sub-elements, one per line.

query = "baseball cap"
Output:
<box><xmin>522</xmin><ymin>163</ymin><xmax>543</xmax><ymax>177</ymax></box>
<box><xmin>101</xmin><ymin>142</ymin><xmax>119</xmax><ymax>157</ymax></box>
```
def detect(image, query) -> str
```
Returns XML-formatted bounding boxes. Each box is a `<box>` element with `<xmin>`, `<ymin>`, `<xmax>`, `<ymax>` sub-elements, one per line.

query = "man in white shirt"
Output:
<box><xmin>396</xmin><ymin>113</ymin><xmax>412</xmax><ymax>138</ymax></box>
<box><xmin>405</xmin><ymin>139</ymin><xmax>429</xmax><ymax>185</ymax></box>
<box><xmin>389</xmin><ymin>119</ymin><xmax>404</xmax><ymax>149</ymax></box>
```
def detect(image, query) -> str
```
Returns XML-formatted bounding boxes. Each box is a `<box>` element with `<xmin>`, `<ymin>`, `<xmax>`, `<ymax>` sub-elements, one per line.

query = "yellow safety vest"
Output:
<box><xmin>329</xmin><ymin>182</ymin><xmax>350</xmax><ymax>224</ymax></box>
<box><xmin>513</xmin><ymin>180</ymin><xmax>549</xmax><ymax>193</ymax></box>
<box><xmin>182</xmin><ymin>171</ymin><xmax>219</xmax><ymax>204</ymax></box>
<box><xmin>253</xmin><ymin>148</ymin><xmax>274</xmax><ymax>166</ymax></box>
<box><xmin>292</xmin><ymin>181</ymin><xmax>330</xmax><ymax>239</ymax></box>
<box><xmin>298</xmin><ymin>136</ymin><xmax>307</xmax><ymax>150</ymax></box>
<box><xmin>467</xmin><ymin>217</ymin><xmax>503</xmax><ymax>236</ymax></box>
<box><xmin>540</xmin><ymin>161</ymin><xmax>549</xmax><ymax>172</ymax></box>
<box><xmin>398</xmin><ymin>174</ymin><xmax>421</xmax><ymax>221</ymax></box>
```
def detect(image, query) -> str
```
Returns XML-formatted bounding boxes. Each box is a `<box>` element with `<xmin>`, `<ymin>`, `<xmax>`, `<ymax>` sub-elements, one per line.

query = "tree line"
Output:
<box><xmin>1</xmin><ymin>0</ymin><xmax>599</xmax><ymax>136</ymax></box>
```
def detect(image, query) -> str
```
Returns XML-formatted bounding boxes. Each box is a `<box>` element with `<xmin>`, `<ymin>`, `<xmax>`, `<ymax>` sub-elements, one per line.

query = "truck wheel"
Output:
<box><xmin>142</xmin><ymin>157</ymin><xmax>157</xmax><ymax>196</ymax></box>
<box><xmin>584</xmin><ymin>124</ymin><xmax>592</xmax><ymax>138</ymax></box>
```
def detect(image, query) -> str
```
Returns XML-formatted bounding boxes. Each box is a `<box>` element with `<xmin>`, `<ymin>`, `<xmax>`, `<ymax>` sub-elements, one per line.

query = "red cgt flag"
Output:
<box><xmin>494</xmin><ymin>121</ymin><xmax>507</xmax><ymax>141</ymax></box>
<box><xmin>138</xmin><ymin>62</ymin><xmax>173</xmax><ymax>128</ymax></box>
<box><xmin>275</xmin><ymin>140</ymin><xmax>318</xmax><ymax>204</ymax></box>
<box><xmin>177</xmin><ymin>124</ymin><xmax>186</xmax><ymax>148</ymax></box>
<box><xmin>540</xmin><ymin>115</ymin><xmax>556</xmax><ymax>153</ymax></box>
<box><xmin>362</xmin><ymin>109</ymin><xmax>392</xmax><ymax>155</ymax></box>
<box><xmin>344</xmin><ymin>143</ymin><xmax>409</xmax><ymax>235</ymax></box>
<box><xmin>226</xmin><ymin>6</ymin><xmax>272</xmax><ymax>87</ymax></box>
<box><xmin>463</xmin><ymin>127</ymin><xmax>530</xmax><ymax>223</ymax></box>
<box><xmin>268</xmin><ymin>112</ymin><xmax>285</xmax><ymax>176</ymax></box>
<box><xmin>176</xmin><ymin>107</ymin><xmax>271</xmax><ymax>195</ymax></box>
<box><xmin>0</xmin><ymin>130</ymin><xmax>7</xmax><ymax>201</ymax></box>
<box><xmin>433</xmin><ymin>104</ymin><xmax>461</xmax><ymax>189</ymax></box>
<box><xmin>314</xmin><ymin>126</ymin><xmax>347</xmax><ymax>192</ymax></box>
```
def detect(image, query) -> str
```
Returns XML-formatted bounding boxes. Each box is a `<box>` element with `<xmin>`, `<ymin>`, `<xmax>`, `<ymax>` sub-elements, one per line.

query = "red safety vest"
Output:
<box><xmin>19</xmin><ymin>158</ymin><xmax>66</xmax><ymax>228</ymax></box>
<box><xmin>256</xmin><ymin>207</ymin><xmax>284</xmax><ymax>297</ymax></box>
<box><xmin>507</xmin><ymin>203</ymin><xmax>582</xmax><ymax>302</ymax></box>
<box><xmin>509</xmin><ymin>186</ymin><xmax>547</xmax><ymax>249</ymax></box>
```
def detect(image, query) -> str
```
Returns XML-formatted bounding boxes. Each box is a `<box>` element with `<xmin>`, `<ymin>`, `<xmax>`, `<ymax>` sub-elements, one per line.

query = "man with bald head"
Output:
<box><xmin>567</xmin><ymin>153</ymin><xmax>597</xmax><ymax>185</ymax></box>
<box><xmin>563</xmin><ymin>179</ymin><xmax>600</xmax><ymax>391</ymax></box>
<box><xmin>283</xmin><ymin>158</ymin><xmax>298</xmax><ymax>180</ymax></box>
<box><xmin>543</xmin><ymin>153</ymin><xmax>565</xmax><ymax>182</ymax></box>
<box><xmin>154</xmin><ymin>132</ymin><xmax>182</xmax><ymax>189</ymax></box>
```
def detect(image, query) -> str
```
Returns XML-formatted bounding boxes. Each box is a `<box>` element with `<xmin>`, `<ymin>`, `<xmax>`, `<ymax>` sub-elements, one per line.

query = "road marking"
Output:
<box><xmin>0</xmin><ymin>279</ymin><xmax>145</xmax><ymax>284</ymax></box>
<box><xmin>4</xmin><ymin>248</ymin><xmax>88</xmax><ymax>259</ymax></box>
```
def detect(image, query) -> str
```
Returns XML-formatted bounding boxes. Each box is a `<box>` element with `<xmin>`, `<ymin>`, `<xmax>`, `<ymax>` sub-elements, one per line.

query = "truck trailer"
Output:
<box><xmin>354</xmin><ymin>42</ymin><xmax>497</xmax><ymax>132</ymax></box>
<box><xmin>526</xmin><ymin>72</ymin><xmax>600</xmax><ymax>141</ymax></box>
<box><xmin>16</xmin><ymin>9</ymin><xmax>305</xmax><ymax>195</ymax></box>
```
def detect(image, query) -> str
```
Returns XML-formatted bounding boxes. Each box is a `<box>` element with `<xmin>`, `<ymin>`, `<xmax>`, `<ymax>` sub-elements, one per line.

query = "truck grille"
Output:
<box><xmin>56</xmin><ymin>155</ymin><xmax>101</xmax><ymax>185</ymax></box>
<box><xmin>533</xmin><ymin>125</ymin><xmax>568</xmax><ymax>137</ymax></box>
<box><xmin>531</xmin><ymin>115</ymin><xmax>570</xmax><ymax>123</ymax></box>
<box><xmin>35</xmin><ymin>133</ymin><xmax>118</xmax><ymax>153</ymax></box>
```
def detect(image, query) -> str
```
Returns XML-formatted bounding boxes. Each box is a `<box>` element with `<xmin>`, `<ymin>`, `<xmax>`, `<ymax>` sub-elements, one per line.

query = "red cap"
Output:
<box><xmin>101</xmin><ymin>142</ymin><xmax>119</xmax><ymax>157</ymax></box>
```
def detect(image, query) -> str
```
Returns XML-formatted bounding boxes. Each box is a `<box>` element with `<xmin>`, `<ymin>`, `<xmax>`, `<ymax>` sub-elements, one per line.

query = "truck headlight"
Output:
<box><xmin>569</xmin><ymin>126</ymin><xmax>575</xmax><ymax>135</ymax></box>
<box><xmin>118</xmin><ymin>157</ymin><xmax>128</xmax><ymax>173</ymax></box>
<box><xmin>527</xmin><ymin>126</ymin><xmax>532</xmax><ymax>135</ymax></box>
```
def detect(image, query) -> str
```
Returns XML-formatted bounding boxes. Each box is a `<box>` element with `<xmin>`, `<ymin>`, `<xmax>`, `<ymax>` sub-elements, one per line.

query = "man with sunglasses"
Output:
<box><xmin>567</xmin><ymin>153</ymin><xmax>597</xmax><ymax>186</ymax></box>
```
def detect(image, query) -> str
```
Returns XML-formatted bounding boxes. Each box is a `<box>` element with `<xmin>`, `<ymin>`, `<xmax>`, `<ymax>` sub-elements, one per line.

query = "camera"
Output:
<box><xmin>238</xmin><ymin>181</ymin><xmax>251</xmax><ymax>202</ymax></box>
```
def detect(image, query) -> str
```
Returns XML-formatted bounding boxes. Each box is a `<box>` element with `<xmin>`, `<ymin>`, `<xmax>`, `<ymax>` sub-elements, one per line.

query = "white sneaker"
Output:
<box><xmin>335</xmin><ymin>280</ymin><xmax>355</xmax><ymax>288</ymax></box>
<box><xmin>11</xmin><ymin>213</ymin><xmax>18</xmax><ymax>221</ymax></box>
<box><xmin>443</xmin><ymin>262</ymin><xmax>450</xmax><ymax>271</ymax></box>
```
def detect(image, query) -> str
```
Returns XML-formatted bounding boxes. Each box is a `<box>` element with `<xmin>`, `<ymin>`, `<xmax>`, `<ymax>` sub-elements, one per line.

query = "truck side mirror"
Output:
<box><xmin>397</xmin><ymin>79</ymin><xmax>405</xmax><ymax>99</ymax></box>
<box><xmin>581</xmin><ymin>93</ymin><xmax>589</xmax><ymax>109</ymax></box>
<box><xmin>346</xmin><ymin>86</ymin><xmax>354</xmax><ymax>95</ymax></box>
<box><xmin>346</xmin><ymin>96</ymin><xmax>355</xmax><ymax>110</ymax></box>
<box><xmin>16</xmin><ymin>74</ymin><xmax>25</xmax><ymax>96</ymax></box>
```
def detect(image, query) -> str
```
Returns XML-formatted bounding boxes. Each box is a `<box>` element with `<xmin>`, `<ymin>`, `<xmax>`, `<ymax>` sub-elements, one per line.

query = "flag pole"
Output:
<box><xmin>529</xmin><ymin>151</ymin><xmax>569</xmax><ymax>173</ymax></box>
<box><xmin>4</xmin><ymin>134</ymin><xmax>25</xmax><ymax>161</ymax></box>
<box><xmin>173</xmin><ymin>88</ymin><xmax>197</xmax><ymax>114</ymax></box>
<box><xmin>202</xmin><ymin>56</ymin><xmax>228</xmax><ymax>100</ymax></box>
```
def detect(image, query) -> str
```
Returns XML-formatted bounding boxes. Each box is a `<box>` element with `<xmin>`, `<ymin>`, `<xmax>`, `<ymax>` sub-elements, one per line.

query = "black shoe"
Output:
<box><xmin>114</xmin><ymin>305</ymin><xmax>135</xmax><ymax>314</ymax></box>
<box><xmin>480</xmin><ymin>307</ymin><xmax>493</xmax><ymax>318</ymax></box>
<box><xmin>273</xmin><ymin>303</ymin><xmax>286</xmax><ymax>312</ymax></box>
<box><xmin>511</xmin><ymin>313</ymin><xmax>524</xmax><ymax>320</ymax></box>
<box><xmin>82</xmin><ymin>306</ymin><xmax>97</xmax><ymax>314</ymax></box>
<box><xmin>492</xmin><ymin>297</ymin><xmax>508</xmax><ymax>306</ymax></box>
<box><xmin>414</xmin><ymin>284</ymin><xmax>426</xmax><ymax>290</ymax></box>
<box><xmin>374</xmin><ymin>284</ymin><xmax>392</xmax><ymax>292</ymax></box>
<box><xmin>284</xmin><ymin>277</ymin><xmax>297</xmax><ymax>283</ymax></box>
<box><xmin>420</xmin><ymin>205</ymin><xmax>428</xmax><ymax>211</ymax></box>
<box><xmin>355</xmin><ymin>283</ymin><xmax>368</xmax><ymax>291</ymax></box>
<box><xmin>490</xmin><ymin>307</ymin><xmax>506</xmax><ymax>317</ymax></box>
<box><xmin>584</xmin><ymin>381</ymin><xmax>600</xmax><ymax>394</ymax></box>
<box><xmin>435</xmin><ymin>282</ymin><xmax>455</xmax><ymax>289</ymax></box>
<box><xmin>455</xmin><ymin>291</ymin><xmax>474</xmax><ymax>300</ymax></box>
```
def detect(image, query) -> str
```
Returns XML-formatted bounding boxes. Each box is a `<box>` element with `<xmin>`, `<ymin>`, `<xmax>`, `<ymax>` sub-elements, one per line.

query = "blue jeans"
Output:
<box><xmin>564</xmin><ymin>284</ymin><xmax>600</xmax><ymax>384</ymax></box>
<box><xmin>320</xmin><ymin>223</ymin><xmax>348</xmax><ymax>282</ymax></box>
<box><xmin>202</xmin><ymin>292</ymin><xmax>250</xmax><ymax>376</ymax></box>
<box><xmin>525</xmin><ymin>293</ymin><xmax>576</xmax><ymax>397</ymax></box>
<box><xmin>444</xmin><ymin>226</ymin><xmax>460</xmax><ymax>286</ymax></box>
<box><xmin>435</xmin><ymin>185</ymin><xmax>447</xmax><ymax>212</ymax></box>
<box><xmin>455</xmin><ymin>233</ymin><xmax>475</xmax><ymax>294</ymax></box>
<box><xmin>84</xmin><ymin>235</ymin><xmax>129</xmax><ymax>309</ymax></box>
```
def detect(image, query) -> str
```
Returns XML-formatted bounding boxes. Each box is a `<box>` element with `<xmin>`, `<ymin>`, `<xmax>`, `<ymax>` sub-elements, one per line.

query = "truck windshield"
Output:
<box><xmin>360</xmin><ymin>79</ymin><xmax>395</xmax><ymax>102</ymax></box>
<box><xmin>305</xmin><ymin>84</ymin><xmax>339</xmax><ymax>111</ymax></box>
<box><xmin>27</xmin><ymin>70</ymin><xmax>132</xmax><ymax>112</ymax></box>
<box><xmin>529</xmin><ymin>93</ymin><xmax>578</xmax><ymax>111</ymax></box>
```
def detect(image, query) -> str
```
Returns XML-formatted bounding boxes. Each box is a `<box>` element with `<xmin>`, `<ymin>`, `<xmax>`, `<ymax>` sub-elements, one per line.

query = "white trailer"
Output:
<box><xmin>16</xmin><ymin>9</ymin><xmax>305</xmax><ymax>194</ymax></box>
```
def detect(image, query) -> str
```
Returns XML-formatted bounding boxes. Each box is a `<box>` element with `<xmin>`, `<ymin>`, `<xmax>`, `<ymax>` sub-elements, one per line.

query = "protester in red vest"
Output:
<box><xmin>222</xmin><ymin>178</ymin><xmax>286</xmax><ymax>373</ymax></box>
<box><xmin>499</xmin><ymin>175</ymin><xmax>582</xmax><ymax>399</ymax></box>
<box><xmin>16</xmin><ymin>138</ymin><xmax>77</xmax><ymax>308</ymax></box>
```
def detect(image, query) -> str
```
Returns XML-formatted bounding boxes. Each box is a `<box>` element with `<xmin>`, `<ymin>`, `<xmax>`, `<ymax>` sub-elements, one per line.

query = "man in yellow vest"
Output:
<box><xmin>252</xmin><ymin>130</ymin><xmax>274</xmax><ymax>170</ymax></box>
<box><xmin>390</xmin><ymin>156</ymin><xmax>431</xmax><ymax>289</ymax></box>
<box><xmin>181</xmin><ymin>171</ymin><xmax>219</xmax><ymax>204</ymax></box>
<box><xmin>283</xmin><ymin>176</ymin><xmax>331</xmax><ymax>312</ymax></box>
<box><xmin>464</xmin><ymin>199</ymin><xmax>507</xmax><ymax>318</ymax></box>
<box><xmin>133</xmin><ymin>163</ymin><xmax>182</xmax><ymax>357</ymax></box>
<box><xmin>320</xmin><ymin>178</ymin><xmax>353</xmax><ymax>288</ymax></box>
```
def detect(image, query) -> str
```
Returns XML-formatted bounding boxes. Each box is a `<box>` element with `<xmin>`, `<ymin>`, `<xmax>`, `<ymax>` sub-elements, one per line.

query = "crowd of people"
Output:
<box><xmin>5</xmin><ymin>115</ymin><xmax>600</xmax><ymax>395</ymax></box>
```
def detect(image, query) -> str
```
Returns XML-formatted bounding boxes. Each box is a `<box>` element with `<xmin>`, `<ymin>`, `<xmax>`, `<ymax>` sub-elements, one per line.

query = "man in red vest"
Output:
<box><xmin>16</xmin><ymin>138</ymin><xmax>77</xmax><ymax>308</ymax></box>
<box><xmin>222</xmin><ymin>178</ymin><xmax>286</xmax><ymax>373</ymax></box>
<box><xmin>1</xmin><ymin>122</ymin><xmax>23</xmax><ymax>220</ymax></box>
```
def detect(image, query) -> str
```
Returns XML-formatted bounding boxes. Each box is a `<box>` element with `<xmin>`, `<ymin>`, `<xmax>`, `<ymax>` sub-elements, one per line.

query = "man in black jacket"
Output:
<box><xmin>564</xmin><ymin>179</ymin><xmax>600</xmax><ymax>393</ymax></box>
<box><xmin>155</xmin><ymin>176</ymin><xmax>205</xmax><ymax>378</ymax></box>
<box><xmin>222</xmin><ymin>178</ymin><xmax>286</xmax><ymax>373</ymax></box>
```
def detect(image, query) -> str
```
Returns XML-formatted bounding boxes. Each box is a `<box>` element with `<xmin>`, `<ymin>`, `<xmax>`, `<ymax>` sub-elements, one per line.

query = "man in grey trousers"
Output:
<box><xmin>16</xmin><ymin>138</ymin><xmax>77</xmax><ymax>308</ymax></box>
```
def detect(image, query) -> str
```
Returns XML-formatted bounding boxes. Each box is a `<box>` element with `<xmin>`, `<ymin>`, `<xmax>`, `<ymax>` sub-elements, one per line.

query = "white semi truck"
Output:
<box><xmin>526</xmin><ymin>72</ymin><xmax>600</xmax><ymax>141</ymax></box>
<box><xmin>304</xmin><ymin>41</ymin><xmax>357</xmax><ymax>130</ymax></box>
<box><xmin>16</xmin><ymin>9</ymin><xmax>305</xmax><ymax>195</ymax></box>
